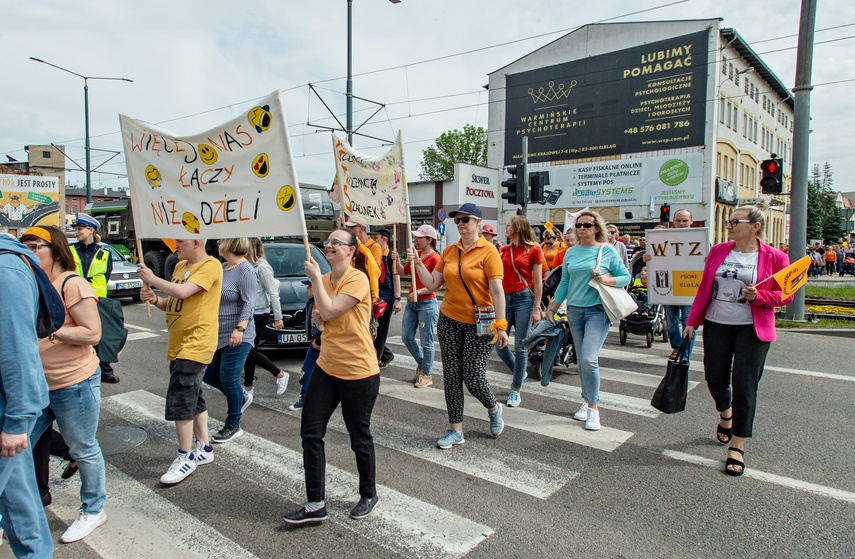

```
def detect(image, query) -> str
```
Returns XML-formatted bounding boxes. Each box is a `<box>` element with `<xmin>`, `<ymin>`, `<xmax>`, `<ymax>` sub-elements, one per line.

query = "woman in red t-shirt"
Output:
<box><xmin>396</xmin><ymin>225</ymin><xmax>441</xmax><ymax>388</ymax></box>
<box><xmin>497</xmin><ymin>216</ymin><xmax>543</xmax><ymax>408</ymax></box>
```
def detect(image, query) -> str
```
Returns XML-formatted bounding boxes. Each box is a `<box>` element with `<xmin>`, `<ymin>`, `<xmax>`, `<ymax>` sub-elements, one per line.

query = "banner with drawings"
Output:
<box><xmin>120</xmin><ymin>91</ymin><xmax>306</xmax><ymax>239</ymax></box>
<box><xmin>332</xmin><ymin>132</ymin><xmax>409</xmax><ymax>225</ymax></box>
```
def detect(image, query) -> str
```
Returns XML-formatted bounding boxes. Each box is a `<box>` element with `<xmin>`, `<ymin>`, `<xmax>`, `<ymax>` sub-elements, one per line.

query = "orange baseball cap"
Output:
<box><xmin>20</xmin><ymin>227</ymin><xmax>53</xmax><ymax>244</ymax></box>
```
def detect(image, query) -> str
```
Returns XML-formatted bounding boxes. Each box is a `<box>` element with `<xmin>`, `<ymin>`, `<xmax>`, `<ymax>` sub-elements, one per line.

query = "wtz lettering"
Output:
<box><xmin>649</xmin><ymin>240</ymin><xmax>704</xmax><ymax>257</ymax></box>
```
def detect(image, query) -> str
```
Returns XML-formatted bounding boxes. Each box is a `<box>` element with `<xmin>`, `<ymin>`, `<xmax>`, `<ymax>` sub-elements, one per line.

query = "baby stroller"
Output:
<box><xmin>527</xmin><ymin>266</ymin><xmax>576</xmax><ymax>381</ymax></box>
<box><xmin>619</xmin><ymin>281</ymin><xmax>667</xmax><ymax>348</ymax></box>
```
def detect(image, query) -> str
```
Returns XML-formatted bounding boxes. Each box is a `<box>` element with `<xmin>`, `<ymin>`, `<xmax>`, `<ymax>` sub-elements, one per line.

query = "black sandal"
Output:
<box><xmin>716</xmin><ymin>414</ymin><xmax>733</xmax><ymax>445</ymax></box>
<box><xmin>725</xmin><ymin>447</ymin><xmax>745</xmax><ymax>477</ymax></box>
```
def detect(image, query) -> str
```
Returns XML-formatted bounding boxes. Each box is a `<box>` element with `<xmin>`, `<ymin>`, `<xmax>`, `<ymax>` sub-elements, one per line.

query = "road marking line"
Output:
<box><xmin>255</xmin><ymin>391</ymin><xmax>576</xmax><ymax>500</ymax></box>
<box><xmin>50</xmin><ymin>459</ymin><xmax>258</xmax><ymax>558</ymax></box>
<box><xmin>763</xmin><ymin>366</ymin><xmax>855</xmax><ymax>382</ymax></box>
<box><xmin>662</xmin><ymin>450</ymin><xmax>855</xmax><ymax>505</ymax></box>
<box><xmin>103</xmin><ymin>391</ymin><xmax>494</xmax><ymax>559</ymax></box>
<box><xmin>378</xmin><ymin>378</ymin><xmax>632</xmax><ymax>452</ymax></box>
<box><xmin>127</xmin><ymin>332</ymin><xmax>160</xmax><ymax>341</ymax></box>
<box><xmin>124</xmin><ymin>323</ymin><xmax>154</xmax><ymax>332</ymax></box>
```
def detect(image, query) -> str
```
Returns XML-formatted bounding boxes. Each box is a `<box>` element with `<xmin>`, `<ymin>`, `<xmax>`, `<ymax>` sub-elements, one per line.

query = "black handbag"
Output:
<box><xmin>650</xmin><ymin>335</ymin><xmax>691</xmax><ymax>414</ymax></box>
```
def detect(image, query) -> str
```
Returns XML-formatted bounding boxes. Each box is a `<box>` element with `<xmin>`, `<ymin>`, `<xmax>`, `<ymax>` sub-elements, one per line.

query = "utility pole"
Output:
<box><xmin>786</xmin><ymin>0</ymin><xmax>817</xmax><ymax>320</ymax></box>
<box><xmin>521</xmin><ymin>136</ymin><xmax>528</xmax><ymax>218</ymax></box>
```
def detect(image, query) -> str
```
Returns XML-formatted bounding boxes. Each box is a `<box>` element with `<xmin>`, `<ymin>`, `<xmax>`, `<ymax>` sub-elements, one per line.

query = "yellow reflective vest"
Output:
<box><xmin>70</xmin><ymin>244</ymin><xmax>109</xmax><ymax>298</ymax></box>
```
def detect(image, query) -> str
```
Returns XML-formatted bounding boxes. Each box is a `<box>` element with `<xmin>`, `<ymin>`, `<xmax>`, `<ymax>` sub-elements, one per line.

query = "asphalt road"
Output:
<box><xmin>6</xmin><ymin>299</ymin><xmax>854</xmax><ymax>559</ymax></box>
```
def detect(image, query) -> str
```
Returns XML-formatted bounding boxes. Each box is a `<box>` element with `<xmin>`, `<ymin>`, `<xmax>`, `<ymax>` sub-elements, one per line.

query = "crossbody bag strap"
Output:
<box><xmin>457</xmin><ymin>246</ymin><xmax>477</xmax><ymax>308</ymax></box>
<box><xmin>508</xmin><ymin>245</ymin><xmax>530</xmax><ymax>292</ymax></box>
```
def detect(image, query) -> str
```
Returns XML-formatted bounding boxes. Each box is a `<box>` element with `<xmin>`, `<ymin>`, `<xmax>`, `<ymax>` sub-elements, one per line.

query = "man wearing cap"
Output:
<box><xmin>70</xmin><ymin>213</ymin><xmax>119</xmax><ymax>384</ymax></box>
<box><xmin>369</xmin><ymin>227</ymin><xmax>401</xmax><ymax>368</ymax></box>
<box><xmin>481</xmin><ymin>224</ymin><xmax>503</xmax><ymax>252</ymax></box>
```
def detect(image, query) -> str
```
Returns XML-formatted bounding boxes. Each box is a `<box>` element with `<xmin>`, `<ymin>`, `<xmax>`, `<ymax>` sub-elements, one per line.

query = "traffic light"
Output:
<box><xmin>529</xmin><ymin>171</ymin><xmax>550</xmax><ymax>205</ymax></box>
<box><xmin>660</xmin><ymin>203</ymin><xmax>670</xmax><ymax>224</ymax></box>
<box><xmin>502</xmin><ymin>163</ymin><xmax>526</xmax><ymax>206</ymax></box>
<box><xmin>760</xmin><ymin>158</ymin><xmax>783</xmax><ymax>194</ymax></box>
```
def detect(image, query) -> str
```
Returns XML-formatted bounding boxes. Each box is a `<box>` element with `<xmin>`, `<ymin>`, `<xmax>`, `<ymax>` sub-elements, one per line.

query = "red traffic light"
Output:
<box><xmin>766</xmin><ymin>161</ymin><xmax>778</xmax><ymax>173</ymax></box>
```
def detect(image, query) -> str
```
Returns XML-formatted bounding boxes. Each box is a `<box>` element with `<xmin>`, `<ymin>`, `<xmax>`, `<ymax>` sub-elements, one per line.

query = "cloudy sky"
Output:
<box><xmin>3</xmin><ymin>0</ymin><xmax>853</xmax><ymax>193</ymax></box>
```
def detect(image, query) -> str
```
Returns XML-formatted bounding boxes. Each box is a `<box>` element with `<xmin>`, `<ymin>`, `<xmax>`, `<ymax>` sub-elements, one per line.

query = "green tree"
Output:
<box><xmin>419</xmin><ymin>124</ymin><xmax>488</xmax><ymax>181</ymax></box>
<box><xmin>806</xmin><ymin>162</ymin><xmax>845</xmax><ymax>243</ymax></box>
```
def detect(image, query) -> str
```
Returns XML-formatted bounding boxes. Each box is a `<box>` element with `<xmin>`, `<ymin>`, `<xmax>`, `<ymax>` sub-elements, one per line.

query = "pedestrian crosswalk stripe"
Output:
<box><xmin>378</xmin><ymin>378</ymin><xmax>632</xmax><ymax>452</ymax></box>
<box><xmin>762</xmin><ymin>365</ymin><xmax>855</xmax><ymax>383</ymax></box>
<box><xmin>49</xmin><ymin>460</ymin><xmax>258</xmax><ymax>558</ymax></box>
<box><xmin>254</xmin><ymin>391</ymin><xmax>577</xmax><ymax>500</ymax></box>
<box><xmin>662</xmin><ymin>450</ymin><xmax>855</xmax><ymax>505</ymax></box>
<box><xmin>124</xmin><ymin>323</ymin><xmax>155</xmax><ymax>332</ymax></box>
<box><xmin>127</xmin><ymin>331</ymin><xmax>160</xmax><ymax>341</ymax></box>
<box><xmin>385</xmin><ymin>341</ymin><xmax>697</xmax><ymax>419</ymax></box>
<box><xmin>103</xmin><ymin>391</ymin><xmax>495</xmax><ymax>559</ymax></box>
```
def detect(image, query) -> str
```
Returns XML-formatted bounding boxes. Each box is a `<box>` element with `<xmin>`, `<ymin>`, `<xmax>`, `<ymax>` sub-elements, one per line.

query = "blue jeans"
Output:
<box><xmin>401</xmin><ymin>298</ymin><xmax>439</xmax><ymax>376</ymax></box>
<box><xmin>0</xmin><ymin>418</ymin><xmax>53</xmax><ymax>558</ymax></box>
<box><xmin>497</xmin><ymin>290</ymin><xmax>534</xmax><ymax>390</ymax></box>
<box><xmin>31</xmin><ymin>369</ymin><xmax>106</xmax><ymax>515</ymax></box>
<box><xmin>566</xmin><ymin>305</ymin><xmax>610</xmax><ymax>404</ymax></box>
<box><xmin>665</xmin><ymin>304</ymin><xmax>695</xmax><ymax>357</ymax></box>
<box><xmin>204</xmin><ymin>343</ymin><xmax>252</xmax><ymax>428</ymax></box>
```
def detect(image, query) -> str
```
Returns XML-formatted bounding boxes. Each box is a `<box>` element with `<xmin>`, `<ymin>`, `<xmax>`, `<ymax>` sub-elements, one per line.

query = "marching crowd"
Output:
<box><xmin>0</xmin><ymin>197</ymin><xmax>795</xmax><ymax>555</ymax></box>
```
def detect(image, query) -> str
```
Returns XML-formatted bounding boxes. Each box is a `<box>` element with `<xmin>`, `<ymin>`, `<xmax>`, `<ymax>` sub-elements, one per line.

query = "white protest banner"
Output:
<box><xmin>332</xmin><ymin>132</ymin><xmax>409</xmax><ymax>225</ymax></box>
<box><xmin>120</xmin><ymin>91</ymin><xmax>306</xmax><ymax>240</ymax></box>
<box><xmin>646</xmin><ymin>227</ymin><xmax>709</xmax><ymax>305</ymax></box>
<box><xmin>563</xmin><ymin>207</ymin><xmax>590</xmax><ymax>233</ymax></box>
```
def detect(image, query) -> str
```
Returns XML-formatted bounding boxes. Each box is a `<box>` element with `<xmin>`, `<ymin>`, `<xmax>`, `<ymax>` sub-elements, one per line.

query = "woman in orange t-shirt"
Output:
<box><xmin>541</xmin><ymin>229</ymin><xmax>567</xmax><ymax>269</ymax></box>
<box><xmin>409</xmin><ymin>203</ymin><xmax>508</xmax><ymax>450</ymax></box>
<box><xmin>284</xmin><ymin>227</ymin><xmax>379</xmax><ymax>524</ymax></box>
<box><xmin>20</xmin><ymin>225</ymin><xmax>107</xmax><ymax>543</ymax></box>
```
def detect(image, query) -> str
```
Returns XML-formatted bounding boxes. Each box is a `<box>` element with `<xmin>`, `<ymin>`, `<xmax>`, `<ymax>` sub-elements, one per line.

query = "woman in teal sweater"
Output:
<box><xmin>546</xmin><ymin>211</ymin><xmax>630</xmax><ymax>430</ymax></box>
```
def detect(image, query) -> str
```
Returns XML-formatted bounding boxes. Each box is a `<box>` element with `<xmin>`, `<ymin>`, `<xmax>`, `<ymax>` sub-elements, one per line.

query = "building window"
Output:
<box><xmin>717</xmin><ymin>152</ymin><xmax>722</xmax><ymax>177</ymax></box>
<box><xmin>744</xmin><ymin>81</ymin><xmax>749</xmax><ymax>95</ymax></box>
<box><xmin>733</xmin><ymin>105</ymin><xmax>739</xmax><ymax>132</ymax></box>
<box><xmin>729</xmin><ymin>62</ymin><xmax>734</xmax><ymax>81</ymax></box>
<box><xmin>72</xmin><ymin>205</ymin><xmax>77</xmax><ymax>213</ymax></box>
<box><xmin>722</xmin><ymin>56</ymin><xmax>727</xmax><ymax>75</ymax></box>
<box><xmin>719</xmin><ymin>97</ymin><xmax>726</xmax><ymax>124</ymax></box>
<box><xmin>735</xmin><ymin>72</ymin><xmax>740</xmax><ymax>86</ymax></box>
<box><xmin>726</xmin><ymin>100</ymin><xmax>733</xmax><ymax>128</ymax></box>
<box><xmin>743</xmin><ymin>113</ymin><xmax>748</xmax><ymax>138</ymax></box>
<box><xmin>42</xmin><ymin>150</ymin><xmax>51</xmax><ymax>159</ymax></box>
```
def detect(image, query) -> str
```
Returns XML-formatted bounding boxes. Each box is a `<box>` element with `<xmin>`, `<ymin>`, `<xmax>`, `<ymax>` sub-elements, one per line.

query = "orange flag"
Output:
<box><xmin>772</xmin><ymin>255</ymin><xmax>811</xmax><ymax>300</ymax></box>
<box><xmin>355</xmin><ymin>237</ymin><xmax>380</xmax><ymax>301</ymax></box>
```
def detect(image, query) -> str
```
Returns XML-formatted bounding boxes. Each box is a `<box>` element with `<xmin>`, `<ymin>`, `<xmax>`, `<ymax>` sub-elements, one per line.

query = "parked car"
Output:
<box><xmin>102</xmin><ymin>243</ymin><xmax>143</xmax><ymax>300</ymax></box>
<box><xmin>257</xmin><ymin>240</ymin><xmax>331</xmax><ymax>351</ymax></box>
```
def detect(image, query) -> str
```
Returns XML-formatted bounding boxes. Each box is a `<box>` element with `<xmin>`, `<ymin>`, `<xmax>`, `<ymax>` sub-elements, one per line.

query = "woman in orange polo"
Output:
<box><xmin>409</xmin><ymin>203</ymin><xmax>509</xmax><ymax>449</ymax></box>
<box><xmin>283</xmin><ymin>227</ymin><xmax>379</xmax><ymax>524</ymax></box>
<box><xmin>541</xmin><ymin>229</ymin><xmax>566</xmax><ymax>269</ymax></box>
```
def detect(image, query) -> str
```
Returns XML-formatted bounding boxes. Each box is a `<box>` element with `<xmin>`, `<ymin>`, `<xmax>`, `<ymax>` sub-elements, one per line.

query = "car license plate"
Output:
<box><xmin>279</xmin><ymin>333</ymin><xmax>308</xmax><ymax>344</ymax></box>
<box><xmin>118</xmin><ymin>280</ymin><xmax>142</xmax><ymax>289</ymax></box>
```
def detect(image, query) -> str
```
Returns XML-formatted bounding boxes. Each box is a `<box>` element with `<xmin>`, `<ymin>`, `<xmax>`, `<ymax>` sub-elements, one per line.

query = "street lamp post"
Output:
<box><xmin>346</xmin><ymin>0</ymin><xmax>400</xmax><ymax>145</ymax></box>
<box><xmin>30</xmin><ymin>57</ymin><xmax>132</xmax><ymax>203</ymax></box>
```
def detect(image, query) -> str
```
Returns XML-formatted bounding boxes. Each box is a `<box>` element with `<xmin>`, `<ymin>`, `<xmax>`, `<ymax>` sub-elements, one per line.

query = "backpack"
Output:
<box><xmin>60</xmin><ymin>274</ymin><xmax>128</xmax><ymax>363</ymax></box>
<box><xmin>0</xmin><ymin>249</ymin><xmax>66</xmax><ymax>338</ymax></box>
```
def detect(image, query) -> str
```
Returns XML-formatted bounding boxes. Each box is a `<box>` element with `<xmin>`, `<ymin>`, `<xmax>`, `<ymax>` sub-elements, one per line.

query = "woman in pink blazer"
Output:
<box><xmin>684</xmin><ymin>200</ymin><xmax>792</xmax><ymax>477</ymax></box>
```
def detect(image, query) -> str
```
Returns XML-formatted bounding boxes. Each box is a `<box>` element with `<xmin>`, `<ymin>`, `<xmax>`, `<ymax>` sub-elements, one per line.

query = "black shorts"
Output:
<box><xmin>165</xmin><ymin>359</ymin><xmax>207</xmax><ymax>421</ymax></box>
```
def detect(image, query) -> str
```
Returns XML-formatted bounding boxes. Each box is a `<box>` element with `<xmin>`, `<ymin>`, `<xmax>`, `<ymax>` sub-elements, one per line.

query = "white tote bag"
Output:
<box><xmin>588</xmin><ymin>244</ymin><xmax>636</xmax><ymax>324</ymax></box>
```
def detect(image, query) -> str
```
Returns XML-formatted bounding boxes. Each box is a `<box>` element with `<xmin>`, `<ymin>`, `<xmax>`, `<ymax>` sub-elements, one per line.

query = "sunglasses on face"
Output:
<box><xmin>25</xmin><ymin>243</ymin><xmax>51</xmax><ymax>252</ymax></box>
<box><xmin>576</xmin><ymin>223</ymin><xmax>596</xmax><ymax>229</ymax></box>
<box><xmin>454</xmin><ymin>216</ymin><xmax>473</xmax><ymax>224</ymax></box>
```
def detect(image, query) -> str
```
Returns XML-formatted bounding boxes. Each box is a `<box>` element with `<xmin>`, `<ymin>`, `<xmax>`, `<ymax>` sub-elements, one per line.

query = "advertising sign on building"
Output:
<box><xmin>646</xmin><ymin>227</ymin><xmax>709</xmax><ymax>305</ymax></box>
<box><xmin>0</xmin><ymin>174</ymin><xmax>60</xmax><ymax>228</ymax></box>
<box><xmin>504</xmin><ymin>30</ymin><xmax>709</xmax><ymax>165</ymax></box>
<box><xmin>528</xmin><ymin>153</ymin><xmax>703</xmax><ymax>208</ymax></box>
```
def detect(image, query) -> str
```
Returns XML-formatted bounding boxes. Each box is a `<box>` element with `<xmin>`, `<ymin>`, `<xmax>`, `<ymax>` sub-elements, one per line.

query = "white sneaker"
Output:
<box><xmin>585</xmin><ymin>407</ymin><xmax>601</xmax><ymax>431</ymax></box>
<box><xmin>60</xmin><ymin>509</ymin><xmax>107</xmax><ymax>543</ymax></box>
<box><xmin>276</xmin><ymin>371</ymin><xmax>290</xmax><ymax>395</ymax></box>
<box><xmin>160</xmin><ymin>452</ymin><xmax>197</xmax><ymax>485</ymax></box>
<box><xmin>194</xmin><ymin>441</ymin><xmax>214</xmax><ymax>465</ymax></box>
<box><xmin>241</xmin><ymin>390</ymin><xmax>254</xmax><ymax>413</ymax></box>
<box><xmin>573</xmin><ymin>401</ymin><xmax>589</xmax><ymax>421</ymax></box>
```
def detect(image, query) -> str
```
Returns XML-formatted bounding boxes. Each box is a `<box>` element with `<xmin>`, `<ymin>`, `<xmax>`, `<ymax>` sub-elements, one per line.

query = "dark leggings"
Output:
<box><xmin>437</xmin><ymin>314</ymin><xmax>497</xmax><ymax>424</ymax></box>
<box><xmin>243</xmin><ymin>312</ymin><xmax>281</xmax><ymax>387</ymax></box>
<box><xmin>33</xmin><ymin>427</ymin><xmax>73</xmax><ymax>499</ymax></box>
<box><xmin>702</xmin><ymin>320</ymin><xmax>771</xmax><ymax>438</ymax></box>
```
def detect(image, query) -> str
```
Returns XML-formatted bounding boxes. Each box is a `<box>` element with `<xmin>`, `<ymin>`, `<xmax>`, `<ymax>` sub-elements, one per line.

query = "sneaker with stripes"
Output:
<box><xmin>160</xmin><ymin>451</ymin><xmax>197</xmax><ymax>485</ymax></box>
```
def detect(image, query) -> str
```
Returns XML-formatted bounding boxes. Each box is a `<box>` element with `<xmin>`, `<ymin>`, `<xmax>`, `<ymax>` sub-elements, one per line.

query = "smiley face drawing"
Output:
<box><xmin>247</xmin><ymin>104</ymin><xmax>272</xmax><ymax>133</ymax></box>
<box><xmin>198</xmin><ymin>144</ymin><xmax>218</xmax><ymax>165</ymax></box>
<box><xmin>252</xmin><ymin>153</ymin><xmax>270</xmax><ymax>178</ymax></box>
<box><xmin>145</xmin><ymin>165</ymin><xmax>161</xmax><ymax>188</ymax></box>
<box><xmin>276</xmin><ymin>185</ymin><xmax>296</xmax><ymax>212</ymax></box>
<box><xmin>181</xmin><ymin>211</ymin><xmax>201</xmax><ymax>234</ymax></box>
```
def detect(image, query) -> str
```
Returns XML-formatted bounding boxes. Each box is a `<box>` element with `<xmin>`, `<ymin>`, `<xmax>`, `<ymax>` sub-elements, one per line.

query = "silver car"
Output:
<box><xmin>101</xmin><ymin>243</ymin><xmax>143</xmax><ymax>300</ymax></box>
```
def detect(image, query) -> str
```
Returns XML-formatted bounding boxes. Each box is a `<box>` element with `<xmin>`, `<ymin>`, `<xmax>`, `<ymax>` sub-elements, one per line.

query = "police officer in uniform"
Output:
<box><xmin>70</xmin><ymin>213</ymin><xmax>120</xmax><ymax>383</ymax></box>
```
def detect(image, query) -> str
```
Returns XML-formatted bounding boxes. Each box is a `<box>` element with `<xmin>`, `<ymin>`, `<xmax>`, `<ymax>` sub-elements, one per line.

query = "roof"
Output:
<box><xmin>85</xmin><ymin>199</ymin><xmax>129</xmax><ymax>213</ymax></box>
<box><xmin>720</xmin><ymin>28</ymin><xmax>794</xmax><ymax>110</ymax></box>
